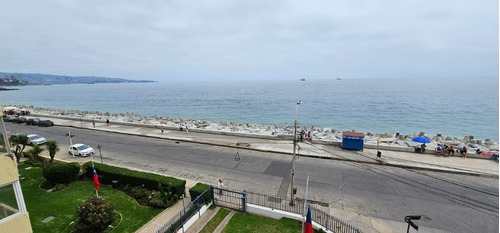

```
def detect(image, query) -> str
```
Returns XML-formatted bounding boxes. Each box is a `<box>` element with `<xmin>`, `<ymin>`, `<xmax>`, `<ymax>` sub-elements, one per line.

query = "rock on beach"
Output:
<box><xmin>5</xmin><ymin>105</ymin><xmax>499</xmax><ymax>152</ymax></box>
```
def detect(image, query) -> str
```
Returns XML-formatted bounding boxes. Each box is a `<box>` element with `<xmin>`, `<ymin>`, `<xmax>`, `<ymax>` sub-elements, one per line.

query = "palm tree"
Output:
<box><xmin>45</xmin><ymin>140</ymin><xmax>60</xmax><ymax>164</ymax></box>
<box><xmin>10</xmin><ymin>135</ymin><xmax>29</xmax><ymax>164</ymax></box>
<box><xmin>28</xmin><ymin>144</ymin><xmax>46</xmax><ymax>168</ymax></box>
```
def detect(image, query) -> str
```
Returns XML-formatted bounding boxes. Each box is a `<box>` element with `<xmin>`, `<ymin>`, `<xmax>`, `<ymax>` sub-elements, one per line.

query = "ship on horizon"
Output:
<box><xmin>300</xmin><ymin>77</ymin><xmax>306</xmax><ymax>81</ymax></box>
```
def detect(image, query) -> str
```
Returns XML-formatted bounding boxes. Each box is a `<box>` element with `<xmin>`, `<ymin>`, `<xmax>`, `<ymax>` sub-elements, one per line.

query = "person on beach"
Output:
<box><xmin>420</xmin><ymin>143</ymin><xmax>426</xmax><ymax>154</ymax></box>
<box><xmin>185</xmin><ymin>126</ymin><xmax>188</xmax><ymax>134</ymax></box>
<box><xmin>461</xmin><ymin>145</ymin><xmax>468</xmax><ymax>158</ymax></box>
<box><xmin>491</xmin><ymin>150</ymin><xmax>499</xmax><ymax>162</ymax></box>
<box><xmin>447</xmin><ymin>145</ymin><xmax>455</xmax><ymax>156</ymax></box>
<box><xmin>92</xmin><ymin>120</ymin><xmax>95</xmax><ymax>128</ymax></box>
<box><xmin>160</xmin><ymin>126</ymin><xmax>164</xmax><ymax>134</ymax></box>
<box><xmin>218</xmin><ymin>179</ymin><xmax>223</xmax><ymax>195</ymax></box>
<box><xmin>106</xmin><ymin>119</ymin><xmax>110</xmax><ymax>126</ymax></box>
<box><xmin>180</xmin><ymin>125</ymin><xmax>183</xmax><ymax>131</ymax></box>
<box><xmin>435</xmin><ymin>145</ymin><xmax>442</xmax><ymax>156</ymax></box>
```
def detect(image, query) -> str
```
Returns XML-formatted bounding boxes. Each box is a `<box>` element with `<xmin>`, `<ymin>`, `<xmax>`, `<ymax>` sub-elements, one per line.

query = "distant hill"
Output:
<box><xmin>0</xmin><ymin>72</ymin><xmax>155</xmax><ymax>85</ymax></box>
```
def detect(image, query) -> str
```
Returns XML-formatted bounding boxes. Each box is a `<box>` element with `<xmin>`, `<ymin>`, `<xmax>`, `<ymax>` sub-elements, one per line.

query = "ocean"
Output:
<box><xmin>1</xmin><ymin>77</ymin><xmax>498</xmax><ymax>141</ymax></box>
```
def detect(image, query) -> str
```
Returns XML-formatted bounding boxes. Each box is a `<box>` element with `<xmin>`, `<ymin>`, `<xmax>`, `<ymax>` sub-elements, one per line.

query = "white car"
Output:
<box><xmin>68</xmin><ymin>144</ymin><xmax>95</xmax><ymax>157</ymax></box>
<box><xmin>27</xmin><ymin>134</ymin><xmax>46</xmax><ymax>145</ymax></box>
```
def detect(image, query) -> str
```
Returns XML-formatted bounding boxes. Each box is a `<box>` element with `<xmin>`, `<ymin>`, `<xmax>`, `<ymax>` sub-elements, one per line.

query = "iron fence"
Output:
<box><xmin>212</xmin><ymin>187</ymin><xmax>245</xmax><ymax>211</ymax></box>
<box><xmin>157</xmin><ymin>186</ymin><xmax>210</xmax><ymax>233</ymax></box>
<box><xmin>244</xmin><ymin>191</ymin><xmax>361</xmax><ymax>233</ymax></box>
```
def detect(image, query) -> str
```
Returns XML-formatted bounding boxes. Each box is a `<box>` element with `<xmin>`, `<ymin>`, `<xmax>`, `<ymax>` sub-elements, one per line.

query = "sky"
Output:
<box><xmin>0</xmin><ymin>0</ymin><xmax>498</xmax><ymax>81</ymax></box>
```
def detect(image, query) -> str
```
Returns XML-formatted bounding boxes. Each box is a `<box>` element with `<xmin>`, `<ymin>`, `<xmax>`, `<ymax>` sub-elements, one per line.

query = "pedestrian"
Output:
<box><xmin>420</xmin><ymin>143</ymin><xmax>426</xmax><ymax>154</ymax></box>
<box><xmin>435</xmin><ymin>144</ymin><xmax>442</xmax><ymax>156</ymax></box>
<box><xmin>218</xmin><ymin>179</ymin><xmax>223</xmax><ymax>195</ymax></box>
<box><xmin>180</xmin><ymin>125</ymin><xmax>183</xmax><ymax>131</ymax></box>
<box><xmin>106</xmin><ymin>119</ymin><xmax>110</xmax><ymax>126</ymax></box>
<box><xmin>448</xmin><ymin>145</ymin><xmax>455</xmax><ymax>156</ymax></box>
<box><xmin>461</xmin><ymin>145</ymin><xmax>468</xmax><ymax>159</ymax></box>
<box><xmin>491</xmin><ymin>150</ymin><xmax>499</xmax><ymax>162</ymax></box>
<box><xmin>160</xmin><ymin>126</ymin><xmax>164</xmax><ymax>134</ymax></box>
<box><xmin>92</xmin><ymin>120</ymin><xmax>95</xmax><ymax>128</ymax></box>
<box><xmin>185</xmin><ymin>126</ymin><xmax>189</xmax><ymax>134</ymax></box>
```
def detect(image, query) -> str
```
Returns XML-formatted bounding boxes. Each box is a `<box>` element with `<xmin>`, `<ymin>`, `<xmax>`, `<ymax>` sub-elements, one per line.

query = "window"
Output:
<box><xmin>0</xmin><ymin>183</ymin><xmax>20</xmax><ymax>220</ymax></box>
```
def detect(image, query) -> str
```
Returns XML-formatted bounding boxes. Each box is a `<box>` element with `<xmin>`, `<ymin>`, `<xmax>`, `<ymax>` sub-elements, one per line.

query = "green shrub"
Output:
<box><xmin>189</xmin><ymin>183</ymin><xmax>212</xmax><ymax>204</ymax></box>
<box><xmin>131</xmin><ymin>186</ymin><xmax>149</xmax><ymax>199</ymax></box>
<box><xmin>83</xmin><ymin>162</ymin><xmax>185</xmax><ymax>208</ymax></box>
<box><xmin>73</xmin><ymin>196</ymin><xmax>116</xmax><ymax>233</ymax></box>
<box><xmin>43</xmin><ymin>162</ymin><xmax>80</xmax><ymax>184</ymax></box>
<box><xmin>83</xmin><ymin>162</ymin><xmax>185</xmax><ymax>197</ymax></box>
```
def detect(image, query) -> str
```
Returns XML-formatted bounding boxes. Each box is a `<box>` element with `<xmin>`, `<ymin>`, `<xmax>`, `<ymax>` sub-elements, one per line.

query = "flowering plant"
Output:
<box><xmin>73</xmin><ymin>196</ymin><xmax>115</xmax><ymax>233</ymax></box>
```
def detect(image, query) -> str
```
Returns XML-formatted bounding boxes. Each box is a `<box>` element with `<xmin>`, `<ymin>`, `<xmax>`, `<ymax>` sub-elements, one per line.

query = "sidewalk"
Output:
<box><xmin>31</xmin><ymin>115</ymin><xmax>499</xmax><ymax>233</ymax></box>
<box><xmin>42</xmin><ymin>114</ymin><xmax>499</xmax><ymax>178</ymax></box>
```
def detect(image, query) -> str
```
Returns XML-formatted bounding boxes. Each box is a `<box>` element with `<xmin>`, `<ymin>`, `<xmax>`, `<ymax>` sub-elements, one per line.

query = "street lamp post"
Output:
<box><xmin>290</xmin><ymin>100</ymin><xmax>302</xmax><ymax>206</ymax></box>
<box><xmin>97</xmin><ymin>145</ymin><xmax>103</xmax><ymax>164</ymax></box>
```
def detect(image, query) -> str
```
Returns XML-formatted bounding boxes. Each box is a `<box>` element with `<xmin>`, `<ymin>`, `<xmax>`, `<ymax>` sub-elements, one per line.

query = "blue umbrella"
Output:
<box><xmin>412</xmin><ymin>136</ymin><xmax>430</xmax><ymax>143</ymax></box>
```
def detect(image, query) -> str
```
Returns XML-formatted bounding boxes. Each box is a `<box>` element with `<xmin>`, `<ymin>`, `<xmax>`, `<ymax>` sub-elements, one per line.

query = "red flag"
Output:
<box><xmin>93</xmin><ymin>168</ymin><xmax>100</xmax><ymax>190</ymax></box>
<box><xmin>304</xmin><ymin>204</ymin><xmax>313</xmax><ymax>233</ymax></box>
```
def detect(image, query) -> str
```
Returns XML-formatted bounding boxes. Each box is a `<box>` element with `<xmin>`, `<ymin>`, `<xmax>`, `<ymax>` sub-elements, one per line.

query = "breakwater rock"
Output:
<box><xmin>5</xmin><ymin>105</ymin><xmax>499</xmax><ymax>153</ymax></box>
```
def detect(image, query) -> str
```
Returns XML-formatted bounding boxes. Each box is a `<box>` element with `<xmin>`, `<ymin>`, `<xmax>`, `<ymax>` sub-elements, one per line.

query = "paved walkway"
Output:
<box><xmin>29</xmin><ymin>115</ymin><xmax>499</xmax><ymax>233</ymax></box>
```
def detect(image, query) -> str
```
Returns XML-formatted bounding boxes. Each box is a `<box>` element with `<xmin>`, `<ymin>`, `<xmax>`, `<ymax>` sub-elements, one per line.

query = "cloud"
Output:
<box><xmin>0</xmin><ymin>0</ymin><xmax>497</xmax><ymax>80</ymax></box>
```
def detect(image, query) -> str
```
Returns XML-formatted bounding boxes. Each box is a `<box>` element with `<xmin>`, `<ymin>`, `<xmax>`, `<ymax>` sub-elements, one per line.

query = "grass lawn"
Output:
<box><xmin>18</xmin><ymin>163</ymin><xmax>163</xmax><ymax>233</ymax></box>
<box><xmin>199</xmin><ymin>207</ymin><xmax>230</xmax><ymax>233</ymax></box>
<box><xmin>222</xmin><ymin>212</ymin><xmax>322</xmax><ymax>233</ymax></box>
<box><xmin>222</xmin><ymin>213</ymin><xmax>302</xmax><ymax>233</ymax></box>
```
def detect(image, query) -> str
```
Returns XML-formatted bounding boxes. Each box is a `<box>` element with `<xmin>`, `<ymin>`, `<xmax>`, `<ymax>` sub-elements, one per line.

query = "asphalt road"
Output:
<box><xmin>6</xmin><ymin>122</ymin><xmax>499</xmax><ymax>233</ymax></box>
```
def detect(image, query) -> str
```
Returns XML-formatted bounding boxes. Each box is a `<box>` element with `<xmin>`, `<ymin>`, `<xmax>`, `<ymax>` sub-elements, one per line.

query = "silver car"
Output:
<box><xmin>27</xmin><ymin>134</ymin><xmax>46</xmax><ymax>145</ymax></box>
<box><xmin>68</xmin><ymin>144</ymin><xmax>95</xmax><ymax>157</ymax></box>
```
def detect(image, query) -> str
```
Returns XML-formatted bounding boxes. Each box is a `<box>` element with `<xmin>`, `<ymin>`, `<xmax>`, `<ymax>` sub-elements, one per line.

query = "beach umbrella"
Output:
<box><xmin>412</xmin><ymin>136</ymin><xmax>430</xmax><ymax>143</ymax></box>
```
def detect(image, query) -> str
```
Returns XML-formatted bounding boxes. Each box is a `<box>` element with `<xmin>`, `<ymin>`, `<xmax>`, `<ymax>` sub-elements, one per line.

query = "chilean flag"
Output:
<box><xmin>93</xmin><ymin>168</ymin><xmax>100</xmax><ymax>191</ymax></box>
<box><xmin>304</xmin><ymin>204</ymin><xmax>313</xmax><ymax>233</ymax></box>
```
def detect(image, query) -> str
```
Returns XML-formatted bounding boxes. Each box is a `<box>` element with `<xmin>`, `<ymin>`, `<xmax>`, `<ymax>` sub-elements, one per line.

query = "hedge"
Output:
<box><xmin>189</xmin><ymin>183</ymin><xmax>212</xmax><ymax>205</ymax></box>
<box><xmin>83</xmin><ymin>162</ymin><xmax>185</xmax><ymax>197</ymax></box>
<box><xmin>42</xmin><ymin>162</ymin><xmax>80</xmax><ymax>184</ymax></box>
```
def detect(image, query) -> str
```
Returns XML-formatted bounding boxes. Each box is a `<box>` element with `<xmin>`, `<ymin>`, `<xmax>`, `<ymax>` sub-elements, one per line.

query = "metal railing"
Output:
<box><xmin>244</xmin><ymin>191</ymin><xmax>361</xmax><ymax>233</ymax></box>
<box><xmin>157</xmin><ymin>186</ymin><xmax>361</xmax><ymax>233</ymax></box>
<box><xmin>157</xmin><ymin>187</ymin><xmax>211</xmax><ymax>233</ymax></box>
<box><xmin>212</xmin><ymin>187</ymin><xmax>245</xmax><ymax>211</ymax></box>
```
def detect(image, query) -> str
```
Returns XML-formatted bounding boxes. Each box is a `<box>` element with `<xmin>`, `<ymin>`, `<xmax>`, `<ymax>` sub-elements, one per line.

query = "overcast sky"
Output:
<box><xmin>0</xmin><ymin>0</ymin><xmax>498</xmax><ymax>81</ymax></box>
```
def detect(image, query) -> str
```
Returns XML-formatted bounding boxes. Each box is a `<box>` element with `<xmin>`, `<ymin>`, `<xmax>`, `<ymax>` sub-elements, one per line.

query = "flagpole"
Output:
<box><xmin>302</xmin><ymin>175</ymin><xmax>310</xmax><ymax>233</ymax></box>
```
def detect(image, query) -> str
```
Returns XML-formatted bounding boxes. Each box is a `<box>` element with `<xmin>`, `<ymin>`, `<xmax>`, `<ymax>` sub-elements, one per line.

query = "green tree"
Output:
<box><xmin>45</xmin><ymin>140</ymin><xmax>60</xmax><ymax>164</ymax></box>
<box><xmin>28</xmin><ymin>144</ymin><xmax>46</xmax><ymax>168</ymax></box>
<box><xmin>9</xmin><ymin>135</ymin><xmax>29</xmax><ymax>164</ymax></box>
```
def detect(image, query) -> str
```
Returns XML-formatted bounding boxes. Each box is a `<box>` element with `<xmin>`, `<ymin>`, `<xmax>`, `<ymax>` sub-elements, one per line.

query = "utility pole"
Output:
<box><xmin>290</xmin><ymin>100</ymin><xmax>302</xmax><ymax>206</ymax></box>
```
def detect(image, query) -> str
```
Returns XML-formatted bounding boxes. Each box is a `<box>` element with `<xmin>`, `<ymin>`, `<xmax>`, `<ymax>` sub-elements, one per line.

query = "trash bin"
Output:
<box><xmin>342</xmin><ymin>131</ymin><xmax>364</xmax><ymax>151</ymax></box>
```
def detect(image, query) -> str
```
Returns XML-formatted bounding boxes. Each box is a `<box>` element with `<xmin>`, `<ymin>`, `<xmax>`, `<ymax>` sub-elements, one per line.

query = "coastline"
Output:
<box><xmin>5</xmin><ymin>105</ymin><xmax>498</xmax><ymax>153</ymax></box>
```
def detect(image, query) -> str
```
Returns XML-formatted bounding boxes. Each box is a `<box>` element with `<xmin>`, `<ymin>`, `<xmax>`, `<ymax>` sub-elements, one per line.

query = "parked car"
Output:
<box><xmin>3</xmin><ymin>115</ymin><xmax>16</xmax><ymax>122</ymax></box>
<box><xmin>27</xmin><ymin>134</ymin><xmax>46</xmax><ymax>145</ymax></box>
<box><xmin>68</xmin><ymin>144</ymin><xmax>95</xmax><ymax>157</ymax></box>
<box><xmin>26</xmin><ymin>118</ymin><xmax>40</xmax><ymax>125</ymax></box>
<box><xmin>12</xmin><ymin>117</ymin><xmax>27</xmax><ymax>124</ymax></box>
<box><xmin>9</xmin><ymin>133</ymin><xmax>46</xmax><ymax>145</ymax></box>
<box><xmin>38</xmin><ymin>120</ymin><xmax>54</xmax><ymax>127</ymax></box>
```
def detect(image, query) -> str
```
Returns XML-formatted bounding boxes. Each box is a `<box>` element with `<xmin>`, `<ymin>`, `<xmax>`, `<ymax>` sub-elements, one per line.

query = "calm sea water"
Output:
<box><xmin>1</xmin><ymin>77</ymin><xmax>498</xmax><ymax>141</ymax></box>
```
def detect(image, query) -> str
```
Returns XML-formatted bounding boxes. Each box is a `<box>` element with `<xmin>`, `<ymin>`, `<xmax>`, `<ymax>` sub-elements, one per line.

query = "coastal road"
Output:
<box><xmin>6</xmin><ymin>122</ymin><xmax>499</xmax><ymax>233</ymax></box>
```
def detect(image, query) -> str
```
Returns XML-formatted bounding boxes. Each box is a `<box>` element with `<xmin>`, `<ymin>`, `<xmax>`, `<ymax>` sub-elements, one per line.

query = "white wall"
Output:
<box><xmin>246</xmin><ymin>204</ymin><xmax>331</xmax><ymax>233</ymax></box>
